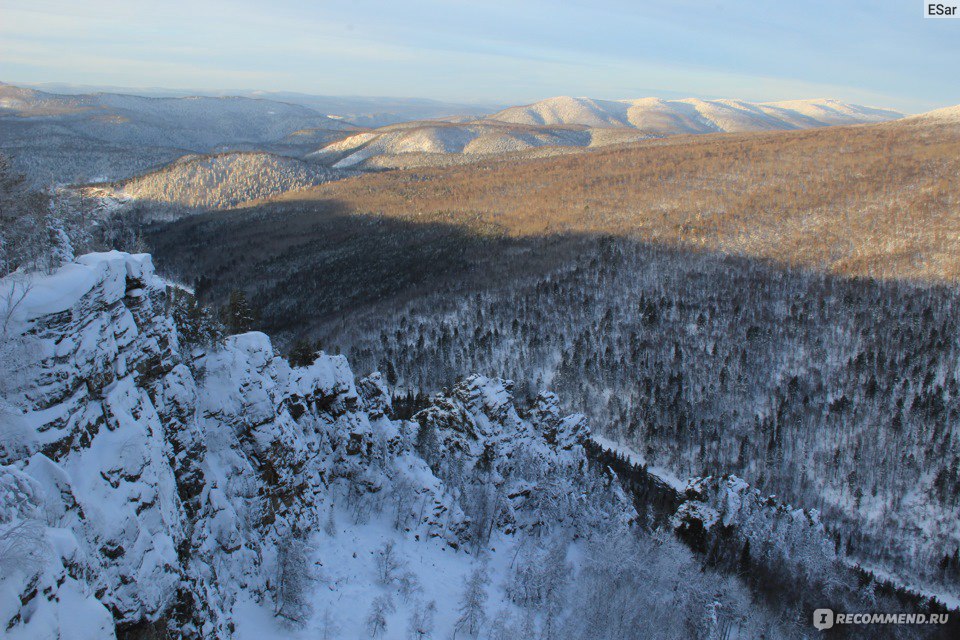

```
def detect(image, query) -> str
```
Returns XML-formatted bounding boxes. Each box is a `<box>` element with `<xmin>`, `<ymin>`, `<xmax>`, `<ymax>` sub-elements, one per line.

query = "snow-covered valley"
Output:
<box><xmin>0</xmin><ymin>252</ymin><xmax>792</xmax><ymax>639</ymax></box>
<box><xmin>4</xmin><ymin>0</ymin><xmax>960</xmax><ymax>632</ymax></box>
<box><xmin>2</xmin><ymin>87</ymin><xmax>959</xmax><ymax>640</ymax></box>
<box><xmin>2</xmin><ymin>239</ymin><xmax>955</xmax><ymax>638</ymax></box>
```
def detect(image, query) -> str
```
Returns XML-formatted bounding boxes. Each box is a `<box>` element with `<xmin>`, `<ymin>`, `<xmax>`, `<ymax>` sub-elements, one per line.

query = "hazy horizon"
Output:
<box><xmin>0</xmin><ymin>79</ymin><xmax>505</xmax><ymax>108</ymax></box>
<box><xmin>2</xmin><ymin>1</ymin><xmax>958</xmax><ymax>114</ymax></box>
<box><xmin>1</xmin><ymin>78</ymin><xmax>934</xmax><ymax>115</ymax></box>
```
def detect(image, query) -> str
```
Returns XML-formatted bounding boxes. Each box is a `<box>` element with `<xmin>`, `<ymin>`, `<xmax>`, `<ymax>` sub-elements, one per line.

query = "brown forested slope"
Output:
<box><xmin>144</xmin><ymin>112</ymin><xmax>960</xmax><ymax>601</ymax></box>
<box><xmin>270</xmin><ymin>115</ymin><xmax>960</xmax><ymax>282</ymax></box>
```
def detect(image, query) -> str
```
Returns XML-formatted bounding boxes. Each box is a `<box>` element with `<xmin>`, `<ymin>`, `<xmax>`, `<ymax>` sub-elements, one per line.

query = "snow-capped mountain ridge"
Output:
<box><xmin>307</xmin><ymin>122</ymin><xmax>646</xmax><ymax>169</ymax></box>
<box><xmin>306</xmin><ymin>95</ymin><xmax>902</xmax><ymax>170</ymax></box>
<box><xmin>488</xmin><ymin>96</ymin><xmax>902</xmax><ymax>132</ymax></box>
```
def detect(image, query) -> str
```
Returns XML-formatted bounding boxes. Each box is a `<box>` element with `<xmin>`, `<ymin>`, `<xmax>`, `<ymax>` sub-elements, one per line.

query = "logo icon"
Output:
<box><xmin>814</xmin><ymin>609</ymin><xmax>835</xmax><ymax>630</ymax></box>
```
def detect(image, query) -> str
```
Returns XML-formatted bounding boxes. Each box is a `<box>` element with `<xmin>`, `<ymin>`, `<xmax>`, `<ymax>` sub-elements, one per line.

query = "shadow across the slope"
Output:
<box><xmin>144</xmin><ymin>195</ymin><xmax>960</xmax><ymax>632</ymax></box>
<box><xmin>144</xmin><ymin>197</ymin><xmax>598</xmax><ymax>342</ymax></box>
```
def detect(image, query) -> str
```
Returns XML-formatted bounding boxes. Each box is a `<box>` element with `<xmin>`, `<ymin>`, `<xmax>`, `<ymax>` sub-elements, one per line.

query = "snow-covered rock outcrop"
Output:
<box><xmin>0</xmin><ymin>252</ymin><xmax>628</xmax><ymax>638</ymax></box>
<box><xmin>672</xmin><ymin>474</ymin><xmax>837</xmax><ymax>583</ymax></box>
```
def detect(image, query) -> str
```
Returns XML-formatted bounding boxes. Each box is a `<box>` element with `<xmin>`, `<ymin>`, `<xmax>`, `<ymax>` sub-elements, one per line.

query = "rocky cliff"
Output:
<box><xmin>0</xmin><ymin>252</ymin><xmax>622</xmax><ymax>638</ymax></box>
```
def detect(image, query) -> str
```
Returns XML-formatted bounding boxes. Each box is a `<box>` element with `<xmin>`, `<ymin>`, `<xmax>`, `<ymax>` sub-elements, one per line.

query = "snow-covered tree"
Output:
<box><xmin>274</xmin><ymin>534</ymin><xmax>312</xmax><ymax>624</ymax></box>
<box><xmin>454</xmin><ymin>564</ymin><xmax>489</xmax><ymax>638</ymax></box>
<box><xmin>365</xmin><ymin>594</ymin><xmax>395</xmax><ymax>638</ymax></box>
<box><xmin>222</xmin><ymin>289</ymin><xmax>256</xmax><ymax>334</ymax></box>
<box><xmin>406</xmin><ymin>599</ymin><xmax>436</xmax><ymax>640</ymax></box>
<box><xmin>323</xmin><ymin>503</ymin><xmax>337</xmax><ymax>537</ymax></box>
<box><xmin>375</xmin><ymin>540</ymin><xmax>401</xmax><ymax>585</ymax></box>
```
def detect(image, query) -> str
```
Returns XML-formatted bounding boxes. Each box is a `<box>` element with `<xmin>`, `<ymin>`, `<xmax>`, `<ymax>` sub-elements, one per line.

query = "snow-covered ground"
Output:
<box><xmin>233</xmin><ymin>506</ymin><xmax>532</xmax><ymax>640</ymax></box>
<box><xmin>592</xmin><ymin>434</ymin><xmax>689</xmax><ymax>492</ymax></box>
<box><xmin>0</xmin><ymin>252</ymin><xmax>645</xmax><ymax>637</ymax></box>
<box><xmin>307</xmin><ymin>122</ymin><xmax>644</xmax><ymax>169</ymax></box>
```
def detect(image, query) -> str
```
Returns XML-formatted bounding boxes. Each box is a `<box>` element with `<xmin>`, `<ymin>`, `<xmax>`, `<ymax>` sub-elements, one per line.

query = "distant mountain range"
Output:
<box><xmin>0</xmin><ymin>82</ymin><xmax>352</xmax><ymax>146</ymax></box>
<box><xmin>307</xmin><ymin>121</ymin><xmax>650</xmax><ymax>169</ymax></box>
<box><xmin>0</xmin><ymin>82</ymin><xmax>908</xmax><ymax>187</ymax></box>
<box><xmin>307</xmin><ymin>96</ymin><xmax>903</xmax><ymax>169</ymax></box>
<box><xmin>486</xmin><ymin>96</ymin><xmax>902</xmax><ymax>132</ymax></box>
<box><xmin>0</xmin><ymin>82</ymin><xmax>357</xmax><ymax>184</ymax></box>
<box><xmin>10</xmin><ymin>81</ymin><xmax>502</xmax><ymax>127</ymax></box>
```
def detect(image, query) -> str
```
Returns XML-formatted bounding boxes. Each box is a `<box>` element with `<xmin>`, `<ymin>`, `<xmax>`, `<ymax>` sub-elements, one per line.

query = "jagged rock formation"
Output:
<box><xmin>6</xmin><ymin>252</ymin><xmax>951</xmax><ymax>638</ymax></box>
<box><xmin>0</xmin><ymin>252</ymin><xmax>625</xmax><ymax>637</ymax></box>
<box><xmin>673</xmin><ymin>475</ymin><xmax>837</xmax><ymax>580</ymax></box>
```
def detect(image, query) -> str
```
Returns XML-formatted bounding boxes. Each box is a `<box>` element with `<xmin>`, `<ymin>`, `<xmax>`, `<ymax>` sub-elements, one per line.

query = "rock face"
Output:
<box><xmin>672</xmin><ymin>474</ymin><xmax>837</xmax><ymax>583</ymax></box>
<box><xmin>0</xmin><ymin>252</ymin><xmax>624</xmax><ymax>637</ymax></box>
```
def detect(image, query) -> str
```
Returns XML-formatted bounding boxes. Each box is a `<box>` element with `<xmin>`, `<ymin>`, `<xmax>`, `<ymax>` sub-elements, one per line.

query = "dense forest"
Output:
<box><xmin>140</xmin><ymin>114</ymin><xmax>960</xmax><ymax>603</ymax></box>
<box><xmin>328</xmin><ymin>239</ymin><xmax>960</xmax><ymax>595</ymax></box>
<box><xmin>89</xmin><ymin>152</ymin><xmax>346</xmax><ymax>213</ymax></box>
<box><xmin>4</xmin><ymin>102</ymin><xmax>960</xmax><ymax>637</ymax></box>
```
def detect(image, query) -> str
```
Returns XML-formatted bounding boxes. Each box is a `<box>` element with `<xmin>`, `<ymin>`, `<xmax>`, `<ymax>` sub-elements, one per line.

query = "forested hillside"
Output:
<box><xmin>278</xmin><ymin>113</ymin><xmax>960</xmax><ymax>281</ymax></box>
<box><xmin>0</xmin><ymin>83</ymin><xmax>352</xmax><ymax>185</ymax></box>
<box><xmin>145</xmin><ymin>112</ymin><xmax>960</xmax><ymax>602</ymax></box>
<box><xmin>87</xmin><ymin>152</ymin><xmax>347</xmax><ymax>211</ymax></box>
<box><xmin>3</xmin><ymin>250</ymin><xmax>856</xmax><ymax>639</ymax></box>
<box><xmin>331</xmin><ymin>240</ymin><xmax>960</xmax><ymax>595</ymax></box>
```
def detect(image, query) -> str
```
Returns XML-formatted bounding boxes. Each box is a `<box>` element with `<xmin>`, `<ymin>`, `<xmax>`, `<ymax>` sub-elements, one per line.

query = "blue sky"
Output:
<box><xmin>1</xmin><ymin>0</ymin><xmax>957</xmax><ymax>112</ymax></box>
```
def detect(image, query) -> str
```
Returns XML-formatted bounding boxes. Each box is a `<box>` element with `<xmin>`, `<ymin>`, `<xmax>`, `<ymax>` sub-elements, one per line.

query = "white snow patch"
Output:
<box><xmin>591</xmin><ymin>435</ymin><xmax>689</xmax><ymax>492</ymax></box>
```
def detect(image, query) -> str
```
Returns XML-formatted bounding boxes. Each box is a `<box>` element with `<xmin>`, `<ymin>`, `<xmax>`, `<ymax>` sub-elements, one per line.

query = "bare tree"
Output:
<box><xmin>0</xmin><ymin>277</ymin><xmax>35</xmax><ymax>427</ymax></box>
<box><xmin>397</xmin><ymin>570</ymin><xmax>422</xmax><ymax>603</ymax></box>
<box><xmin>0</xmin><ymin>155</ymin><xmax>50</xmax><ymax>277</ymax></box>
<box><xmin>392</xmin><ymin>474</ymin><xmax>418</xmax><ymax>530</ymax></box>
<box><xmin>274</xmin><ymin>534</ymin><xmax>312</xmax><ymax>625</ymax></box>
<box><xmin>0</xmin><ymin>275</ymin><xmax>32</xmax><ymax>337</ymax></box>
<box><xmin>454</xmin><ymin>564</ymin><xmax>489</xmax><ymax>638</ymax></box>
<box><xmin>374</xmin><ymin>540</ymin><xmax>403</xmax><ymax>585</ymax></box>
<box><xmin>406</xmin><ymin>599</ymin><xmax>436</xmax><ymax>640</ymax></box>
<box><xmin>0</xmin><ymin>520</ymin><xmax>47</xmax><ymax>576</ymax></box>
<box><xmin>365</xmin><ymin>593</ymin><xmax>395</xmax><ymax>638</ymax></box>
<box><xmin>487</xmin><ymin>609</ymin><xmax>517</xmax><ymax>640</ymax></box>
<box><xmin>317</xmin><ymin>607</ymin><xmax>340</xmax><ymax>640</ymax></box>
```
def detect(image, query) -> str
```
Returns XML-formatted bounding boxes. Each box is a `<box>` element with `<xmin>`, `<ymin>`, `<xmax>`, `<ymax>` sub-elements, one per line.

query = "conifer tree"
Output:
<box><xmin>223</xmin><ymin>289</ymin><xmax>256</xmax><ymax>334</ymax></box>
